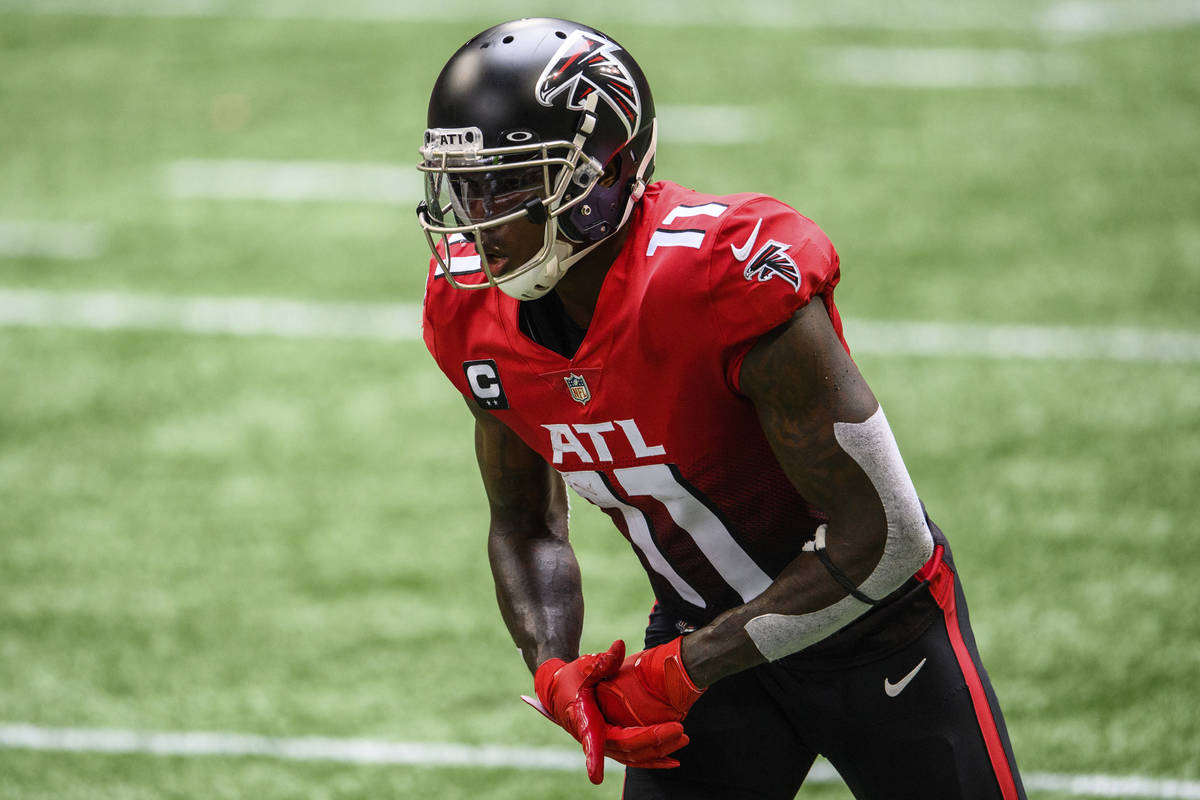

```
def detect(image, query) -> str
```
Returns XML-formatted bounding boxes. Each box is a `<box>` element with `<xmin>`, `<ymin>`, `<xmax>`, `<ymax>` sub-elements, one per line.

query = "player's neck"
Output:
<box><xmin>552</xmin><ymin>227</ymin><xmax>630</xmax><ymax>330</ymax></box>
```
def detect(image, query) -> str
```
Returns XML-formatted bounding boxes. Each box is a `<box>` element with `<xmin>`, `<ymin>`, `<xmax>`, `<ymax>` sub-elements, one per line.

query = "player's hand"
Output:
<box><xmin>527</xmin><ymin>640</ymin><xmax>691</xmax><ymax>781</ymax></box>
<box><xmin>602</xmin><ymin>717</ymin><xmax>690</xmax><ymax>770</ymax></box>
<box><xmin>531</xmin><ymin>640</ymin><xmax>624</xmax><ymax>784</ymax></box>
<box><xmin>595</xmin><ymin>636</ymin><xmax>706</xmax><ymax>727</ymax></box>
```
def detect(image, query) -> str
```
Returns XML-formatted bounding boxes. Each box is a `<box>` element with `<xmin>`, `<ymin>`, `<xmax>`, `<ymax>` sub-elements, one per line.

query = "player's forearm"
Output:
<box><xmin>682</xmin><ymin>492</ymin><xmax>930</xmax><ymax>687</ymax></box>
<box><xmin>679</xmin><ymin>530</ymin><xmax>877</xmax><ymax>687</ymax></box>
<box><xmin>489</xmin><ymin>523</ymin><xmax>585</xmax><ymax>673</ymax></box>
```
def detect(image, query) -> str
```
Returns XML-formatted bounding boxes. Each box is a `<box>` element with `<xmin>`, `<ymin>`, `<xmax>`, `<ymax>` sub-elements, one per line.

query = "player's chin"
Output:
<box><xmin>484</xmin><ymin>255</ymin><xmax>510</xmax><ymax>277</ymax></box>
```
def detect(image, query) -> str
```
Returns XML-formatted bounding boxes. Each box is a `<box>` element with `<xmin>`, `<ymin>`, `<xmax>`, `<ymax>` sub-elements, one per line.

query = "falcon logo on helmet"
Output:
<box><xmin>536</xmin><ymin>30</ymin><xmax>641</xmax><ymax>139</ymax></box>
<box><xmin>743</xmin><ymin>240</ymin><xmax>803</xmax><ymax>292</ymax></box>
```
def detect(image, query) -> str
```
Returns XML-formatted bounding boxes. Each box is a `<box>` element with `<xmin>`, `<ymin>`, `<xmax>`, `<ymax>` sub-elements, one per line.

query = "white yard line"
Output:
<box><xmin>165</xmin><ymin>159</ymin><xmax>419</xmax><ymax>205</ymax></box>
<box><xmin>843</xmin><ymin>318</ymin><xmax>1200</xmax><ymax>364</ymax></box>
<box><xmin>1039</xmin><ymin>0</ymin><xmax>1200</xmax><ymax>37</ymax></box>
<box><xmin>5</xmin><ymin>0</ymin><xmax>1200</xmax><ymax>35</ymax></box>
<box><xmin>164</xmin><ymin>108</ymin><xmax>758</xmax><ymax>205</ymax></box>
<box><xmin>656</xmin><ymin>106</ymin><xmax>756</xmax><ymax>144</ymax></box>
<box><xmin>0</xmin><ymin>723</ymin><xmax>587</xmax><ymax>771</ymax></box>
<box><xmin>810</xmin><ymin>47</ymin><xmax>1083</xmax><ymax>88</ymax></box>
<box><xmin>2</xmin><ymin>723</ymin><xmax>1198</xmax><ymax>798</ymax></box>
<box><xmin>1024</xmin><ymin>771</ymin><xmax>1200</xmax><ymax>799</ymax></box>
<box><xmin>0</xmin><ymin>722</ymin><xmax>839</xmax><ymax>779</ymax></box>
<box><xmin>1</xmin><ymin>288</ymin><xmax>1198</xmax><ymax>364</ymax></box>
<box><xmin>163</xmin><ymin>109</ymin><xmax>760</xmax><ymax>203</ymax></box>
<box><xmin>0</xmin><ymin>220</ymin><xmax>103</xmax><ymax>260</ymax></box>
<box><xmin>0</xmin><ymin>288</ymin><xmax>421</xmax><ymax>341</ymax></box>
<box><xmin>0</xmin><ymin>0</ymin><xmax>1029</xmax><ymax>31</ymax></box>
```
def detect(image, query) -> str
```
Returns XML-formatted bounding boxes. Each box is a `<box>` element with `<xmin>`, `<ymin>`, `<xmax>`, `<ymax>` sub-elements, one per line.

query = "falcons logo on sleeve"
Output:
<box><xmin>741</xmin><ymin>239</ymin><xmax>802</xmax><ymax>292</ymax></box>
<box><xmin>535</xmin><ymin>30</ymin><xmax>641</xmax><ymax>138</ymax></box>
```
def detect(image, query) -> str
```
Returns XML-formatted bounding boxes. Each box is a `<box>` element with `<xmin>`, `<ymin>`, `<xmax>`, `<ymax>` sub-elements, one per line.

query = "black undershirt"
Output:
<box><xmin>518</xmin><ymin>291</ymin><xmax>587</xmax><ymax>359</ymax></box>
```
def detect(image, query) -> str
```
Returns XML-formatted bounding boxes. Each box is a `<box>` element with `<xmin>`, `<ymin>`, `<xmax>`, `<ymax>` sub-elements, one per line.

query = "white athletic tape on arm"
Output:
<box><xmin>745</xmin><ymin>406</ymin><xmax>934</xmax><ymax>661</ymax></box>
<box><xmin>832</xmin><ymin>406</ymin><xmax>934</xmax><ymax>600</ymax></box>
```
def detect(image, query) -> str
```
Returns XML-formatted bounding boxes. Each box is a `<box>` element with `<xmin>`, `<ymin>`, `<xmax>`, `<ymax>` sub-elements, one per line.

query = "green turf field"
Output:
<box><xmin>1</xmin><ymin>2</ymin><xmax>1198</xmax><ymax>798</ymax></box>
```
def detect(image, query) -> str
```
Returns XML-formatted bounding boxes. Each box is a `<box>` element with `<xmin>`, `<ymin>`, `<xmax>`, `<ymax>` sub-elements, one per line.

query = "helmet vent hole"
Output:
<box><xmin>480</xmin><ymin>42</ymin><xmax>489</xmax><ymax>49</ymax></box>
<box><xmin>555</xmin><ymin>31</ymin><xmax>567</xmax><ymax>39</ymax></box>
<box><xmin>502</xmin><ymin>35</ymin><xmax>514</xmax><ymax>44</ymax></box>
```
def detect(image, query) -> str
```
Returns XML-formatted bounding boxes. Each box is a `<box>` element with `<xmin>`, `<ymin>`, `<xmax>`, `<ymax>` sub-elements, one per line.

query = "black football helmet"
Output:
<box><xmin>416</xmin><ymin>18</ymin><xmax>657</xmax><ymax>300</ymax></box>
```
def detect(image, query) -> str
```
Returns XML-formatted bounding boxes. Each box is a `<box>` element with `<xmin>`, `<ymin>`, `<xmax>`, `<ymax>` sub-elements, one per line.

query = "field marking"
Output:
<box><xmin>5</xmin><ymin>0</ymin><xmax>1200</xmax><ymax>37</ymax></box>
<box><xmin>2</xmin><ymin>288</ymin><xmax>1199</xmax><ymax>364</ymax></box>
<box><xmin>164</xmin><ymin>108</ymin><xmax>760</xmax><ymax>204</ymax></box>
<box><xmin>0</xmin><ymin>722</ymin><xmax>596</xmax><ymax>772</ymax></box>
<box><xmin>810</xmin><ymin>47</ymin><xmax>1083</xmax><ymax>88</ymax></box>
<box><xmin>657</xmin><ymin>106</ymin><xmax>756</xmax><ymax>143</ymax></box>
<box><xmin>0</xmin><ymin>288</ymin><xmax>421</xmax><ymax>341</ymax></box>
<box><xmin>0</xmin><ymin>220</ymin><xmax>103</xmax><ymax>260</ymax></box>
<box><xmin>0</xmin><ymin>722</ymin><xmax>838</xmax><ymax>780</ymax></box>
<box><xmin>1024</xmin><ymin>771</ymin><xmax>1200</xmax><ymax>799</ymax></box>
<box><xmin>3</xmin><ymin>724</ymin><xmax>1199</xmax><ymax>798</ymax></box>
<box><xmin>0</xmin><ymin>0</ymin><xmax>1029</xmax><ymax>30</ymax></box>
<box><xmin>164</xmin><ymin>110</ymin><xmax>759</xmax><ymax>205</ymax></box>
<box><xmin>843</xmin><ymin>318</ymin><xmax>1200</xmax><ymax>364</ymax></box>
<box><xmin>166</xmin><ymin>159</ymin><xmax>418</xmax><ymax>205</ymax></box>
<box><xmin>1040</xmin><ymin>0</ymin><xmax>1200</xmax><ymax>37</ymax></box>
<box><xmin>8</xmin><ymin>0</ymin><xmax>1200</xmax><ymax>35</ymax></box>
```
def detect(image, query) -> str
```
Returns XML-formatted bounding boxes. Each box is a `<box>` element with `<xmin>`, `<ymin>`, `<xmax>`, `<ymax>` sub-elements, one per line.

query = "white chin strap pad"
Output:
<box><xmin>497</xmin><ymin>237</ymin><xmax>606</xmax><ymax>301</ymax></box>
<box><xmin>497</xmin><ymin>241</ymin><xmax>573</xmax><ymax>301</ymax></box>
<box><xmin>744</xmin><ymin>406</ymin><xmax>934</xmax><ymax>661</ymax></box>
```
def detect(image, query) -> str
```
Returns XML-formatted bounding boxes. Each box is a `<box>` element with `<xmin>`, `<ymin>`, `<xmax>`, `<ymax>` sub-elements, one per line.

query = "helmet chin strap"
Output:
<box><xmin>496</xmin><ymin>237</ymin><xmax>604</xmax><ymax>301</ymax></box>
<box><xmin>616</xmin><ymin>118</ymin><xmax>657</xmax><ymax>231</ymax></box>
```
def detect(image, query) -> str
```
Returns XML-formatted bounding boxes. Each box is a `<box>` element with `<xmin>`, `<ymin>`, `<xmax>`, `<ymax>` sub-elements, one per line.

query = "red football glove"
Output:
<box><xmin>595</xmin><ymin>636</ymin><xmax>706</xmax><ymax>727</ymax></box>
<box><xmin>526</xmin><ymin>640</ymin><xmax>691</xmax><ymax>782</ymax></box>
<box><xmin>602</xmin><ymin>717</ymin><xmax>690</xmax><ymax>771</ymax></box>
<box><xmin>531</xmin><ymin>640</ymin><xmax>622</xmax><ymax>784</ymax></box>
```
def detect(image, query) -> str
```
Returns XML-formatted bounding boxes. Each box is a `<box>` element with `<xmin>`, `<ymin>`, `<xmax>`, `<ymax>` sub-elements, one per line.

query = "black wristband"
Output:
<box><xmin>812</xmin><ymin>540</ymin><xmax>881</xmax><ymax>606</ymax></box>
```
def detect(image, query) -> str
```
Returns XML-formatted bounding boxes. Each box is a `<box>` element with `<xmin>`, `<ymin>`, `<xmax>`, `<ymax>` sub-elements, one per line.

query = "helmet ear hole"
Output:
<box><xmin>599</xmin><ymin>156</ymin><xmax>622</xmax><ymax>188</ymax></box>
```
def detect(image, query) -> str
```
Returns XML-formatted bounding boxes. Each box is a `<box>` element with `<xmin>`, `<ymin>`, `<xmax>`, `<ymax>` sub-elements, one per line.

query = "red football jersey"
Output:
<box><xmin>423</xmin><ymin>180</ymin><xmax>846</xmax><ymax>623</ymax></box>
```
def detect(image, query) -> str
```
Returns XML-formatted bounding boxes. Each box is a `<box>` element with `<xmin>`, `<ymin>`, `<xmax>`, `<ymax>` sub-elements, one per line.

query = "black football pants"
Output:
<box><xmin>622</xmin><ymin>539</ymin><xmax>1025</xmax><ymax>800</ymax></box>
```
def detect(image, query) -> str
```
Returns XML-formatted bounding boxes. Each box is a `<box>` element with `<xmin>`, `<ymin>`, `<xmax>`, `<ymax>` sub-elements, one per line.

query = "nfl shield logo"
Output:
<box><xmin>564</xmin><ymin>373</ymin><xmax>591</xmax><ymax>405</ymax></box>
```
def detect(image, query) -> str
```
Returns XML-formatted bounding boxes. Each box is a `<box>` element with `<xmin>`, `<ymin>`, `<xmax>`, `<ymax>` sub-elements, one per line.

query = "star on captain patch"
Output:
<box><xmin>564</xmin><ymin>373</ymin><xmax>591</xmax><ymax>405</ymax></box>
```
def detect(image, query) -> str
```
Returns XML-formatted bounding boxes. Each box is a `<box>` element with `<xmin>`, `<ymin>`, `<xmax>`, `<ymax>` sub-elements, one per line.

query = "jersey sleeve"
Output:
<box><xmin>421</xmin><ymin>236</ymin><xmax>484</xmax><ymax>382</ymax></box>
<box><xmin>706</xmin><ymin>196</ymin><xmax>842</xmax><ymax>392</ymax></box>
<box><xmin>421</xmin><ymin>253</ymin><xmax>444</xmax><ymax>367</ymax></box>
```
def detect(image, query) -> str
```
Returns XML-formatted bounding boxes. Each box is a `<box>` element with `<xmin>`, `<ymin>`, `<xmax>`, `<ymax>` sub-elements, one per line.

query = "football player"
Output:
<box><xmin>416</xmin><ymin>17</ymin><xmax>1026</xmax><ymax>799</ymax></box>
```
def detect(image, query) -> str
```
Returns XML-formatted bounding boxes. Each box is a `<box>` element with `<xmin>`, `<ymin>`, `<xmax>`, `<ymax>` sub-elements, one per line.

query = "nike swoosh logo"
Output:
<box><xmin>884</xmin><ymin>657</ymin><xmax>927</xmax><ymax>698</ymax></box>
<box><xmin>730</xmin><ymin>218</ymin><xmax>763</xmax><ymax>262</ymax></box>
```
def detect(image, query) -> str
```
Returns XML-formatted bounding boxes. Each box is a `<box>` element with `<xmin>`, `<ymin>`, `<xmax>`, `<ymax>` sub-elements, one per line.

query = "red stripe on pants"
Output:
<box><xmin>926</xmin><ymin>550</ymin><xmax>1019</xmax><ymax>800</ymax></box>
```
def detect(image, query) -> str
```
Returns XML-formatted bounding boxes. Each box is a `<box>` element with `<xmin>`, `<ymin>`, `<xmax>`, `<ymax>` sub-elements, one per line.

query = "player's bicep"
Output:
<box><xmin>740</xmin><ymin>298</ymin><xmax>934</xmax><ymax>608</ymax></box>
<box><xmin>739</xmin><ymin>298</ymin><xmax>881</xmax><ymax>526</ymax></box>
<box><xmin>468</xmin><ymin>401</ymin><xmax>566</xmax><ymax>535</ymax></box>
